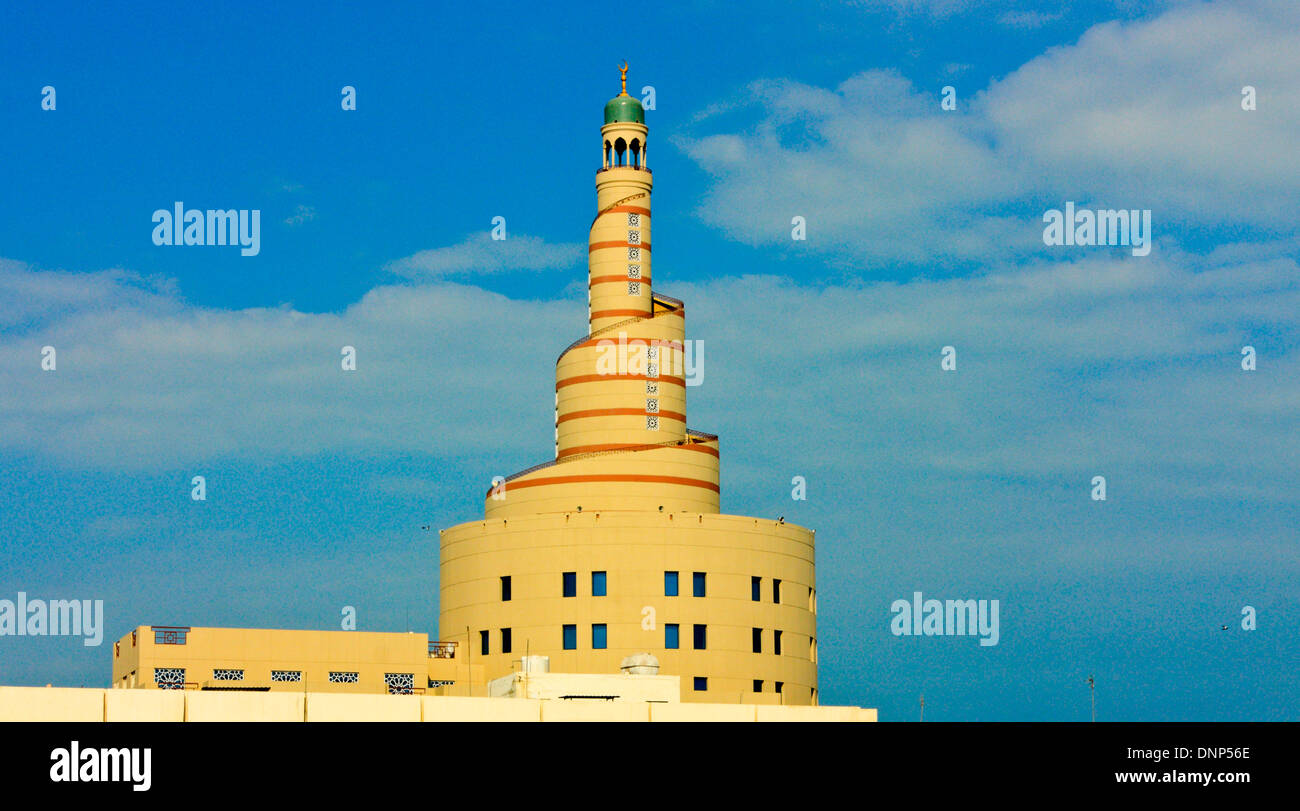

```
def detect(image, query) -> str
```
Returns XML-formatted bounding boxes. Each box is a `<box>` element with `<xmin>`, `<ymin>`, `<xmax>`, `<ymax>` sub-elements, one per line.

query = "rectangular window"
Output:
<box><xmin>212</xmin><ymin>668</ymin><xmax>244</xmax><ymax>681</ymax></box>
<box><xmin>501</xmin><ymin>628</ymin><xmax>512</xmax><ymax>654</ymax></box>
<box><xmin>563</xmin><ymin>624</ymin><xmax>577</xmax><ymax>650</ymax></box>
<box><xmin>774</xmin><ymin>630</ymin><xmax>783</xmax><ymax>655</ymax></box>
<box><xmin>328</xmin><ymin>671</ymin><xmax>358</xmax><ymax>684</ymax></box>
<box><xmin>773</xmin><ymin>579</ymin><xmax>782</xmax><ymax>604</ymax></box>
<box><xmin>753</xmin><ymin>679</ymin><xmax>763</xmax><ymax>693</ymax></box>
<box><xmin>665</xmin><ymin>624</ymin><xmax>679</xmax><ymax>649</ymax></box>
<box><xmin>752</xmin><ymin>628</ymin><xmax>763</xmax><ymax>653</ymax></box>
<box><xmin>592</xmin><ymin>571</ymin><xmax>607</xmax><ymax>597</ymax></box>
<box><xmin>501</xmin><ymin>576</ymin><xmax>511</xmax><ymax>601</ymax></box>
<box><xmin>694</xmin><ymin>677</ymin><xmax>707</xmax><ymax>692</ymax></box>
<box><xmin>480</xmin><ymin>629</ymin><xmax>489</xmax><ymax>656</ymax></box>
<box><xmin>563</xmin><ymin>571</ymin><xmax>577</xmax><ymax>597</ymax></box>
<box><xmin>270</xmin><ymin>670</ymin><xmax>302</xmax><ymax>683</ymax></box>
<box><xmin>752</xmin><ymin>576</ymin><xmax>761</xmax><ymax>602</ymax></box>
<box><xmin>693</xmin><ymin>572</ymin><xmax>706</xmax><ymax>597</ymax></box>
<box><xmin>664</xmin><ymin>571</ymin><xmax>679</xmax><ymax>596</ymax></box>
<box><xmin>775</xmin><ymin>681</ymin><xmax>784</xmax><ymax>694</ymax></box>
<box><xmin>592</xmin><ymin>623</ymin><xmax>607</xmax><ymax>649</ymax></box>
<box><xmin>693</xmin><ymin>624</ymin><xmax>707</xmax><ymax>650</ymax></box>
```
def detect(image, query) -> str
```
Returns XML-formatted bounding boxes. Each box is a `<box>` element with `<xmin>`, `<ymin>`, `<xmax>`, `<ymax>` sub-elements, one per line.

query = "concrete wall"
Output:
<box><xmin>0</xmin><ymin>686</ymin><xmax>875</xmax><ymax>721</ymax></box>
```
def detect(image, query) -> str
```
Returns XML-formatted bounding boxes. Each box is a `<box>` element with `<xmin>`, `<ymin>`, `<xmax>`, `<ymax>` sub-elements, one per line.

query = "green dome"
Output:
<box><xmin>604</xmin><ymin>94</ymin><xmax>644</xmax><ymax>125</ymax></box>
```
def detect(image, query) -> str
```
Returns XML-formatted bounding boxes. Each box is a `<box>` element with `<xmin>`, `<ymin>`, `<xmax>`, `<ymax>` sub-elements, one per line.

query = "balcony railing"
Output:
<box><xmin>429</xmin><ymin>641</ymin><xmax>458</xmax><ymax>659</ymax></box>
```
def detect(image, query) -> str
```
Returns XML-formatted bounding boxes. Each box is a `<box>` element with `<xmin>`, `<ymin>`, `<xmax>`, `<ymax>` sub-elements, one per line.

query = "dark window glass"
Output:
<box><xmin>693</xmin><ymin>624</ymin><xmax>707</xmax><ymax>650</ymax></box>
<box><xmin>752</xmin><ymin>576</ymin><xmax>761</xmax><ymax>601</ymax></box>
<box><xmin>774</xmin><ymin>630</ymin><xmax>783</xmax><ymax>655</ymax></box>
<box><xmin>693</xmin><ymin>572</ymin><xmax>706</xmax><ymax>597</ymax></box>
<box><xmin>753</xmin><ymin>679</ymin><xmax>763</xmax><ymax>693</ymax></box>
<box><xmin>501</xmin><ymin>576</ymin><xmax>511</xmax><ymax>601</ymax></box>
<box><xmin>752</xmin><ymin>628</ymin><xmax>762</xmax><ymax>653</ymax></box>
<box><xmin>562</xmin><ymin>571</ymin><xmax>576</xmax><ymax>597</ymax></box>
<box><xmin>773</xmin><ymin>579</ymin><xmax>782</xmax><ymax>604</ymax></box>
<box><xmin>694</xmin><ymin>677</ymin><xmax>707</xmax><ymax>692</ymax></box>
<box><xmin>592</xmin><ymin>623</ymin><xmax>607</xmax><ymax>649</ymax></box>
<box><xmin>501</xmin><ymin>628</ymin><xmax>512</xmax><ymax>654</ymax></box>
<box><xmin>592</xmin><ymin>571</ymin><xmax>607</xmax><ymax>597</ymax></box>
<box><xmin>562</xmin><ymin>624</ymin><xmax>577</xmax><ymax>650</ymax></box>
<box><xmin>775</xmin><ymin>681</ymin><xmax>784</xmax><ymax>694</ymax></box>
<box><xmin>665</xmin><ymin>624</ymin><xmax>679</xmax><ymax>649</ymax></box>
<box><xmin>479</xmin><ymin>630</ymin><xmax>489</xmax><ymax>656</ymax></box>
<box><xmin>664</xmin><ymin>571</ymin><xmax>678</xmax><ymax>596</ymax></box>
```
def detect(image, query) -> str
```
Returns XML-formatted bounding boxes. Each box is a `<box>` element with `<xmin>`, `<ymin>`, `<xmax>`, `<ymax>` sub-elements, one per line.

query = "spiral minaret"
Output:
<box><xmin>439</xmin><ymin>68</ymin><xmax>818</xmax><ymax>705</ymax></box>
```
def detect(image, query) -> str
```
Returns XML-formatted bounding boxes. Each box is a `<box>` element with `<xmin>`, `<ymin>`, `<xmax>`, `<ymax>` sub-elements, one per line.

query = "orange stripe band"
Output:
<box><xmin>589</xmin><ymin>274</ymin><xmax>650</xmax><ymax>287</ymax></box>
<box><xmin>589</xmin><ymin>241</ymin><xmax>651</xmax><ymax>253</ymax></box>
<box><xmin>496</xmin><ymin>473</ymin><xmax>719</xmax><ymax>494</ymax></box>
<box><xmin>591</xmin><ymin>309</ymin><xmax>652</xmax><ymax>319</ymax></box>
<box><xmin>557</xmin><ymin>442</ymin><xmax>719</xmax><ymax>460</ymax></box>
<box><xmin>556</xmin><ymin>374</ymin><xmax>685</xmax><ymax>390</ymax></box>
<box><xmin>556</xmin><ymin>408</ymin><xmax>686</xmax><ymax>424</ymax></box>
<box><xmin>563</xmin><ymin>338</ymin><xmax>684</xmax><ymax>353</ymax></box>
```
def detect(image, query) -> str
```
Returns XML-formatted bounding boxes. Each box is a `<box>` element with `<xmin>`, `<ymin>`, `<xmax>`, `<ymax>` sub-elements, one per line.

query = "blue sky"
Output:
<box><xmin>1</xmin><ymin>0</ymin><xmax>1297</xmax><ymax>720</ymax></box>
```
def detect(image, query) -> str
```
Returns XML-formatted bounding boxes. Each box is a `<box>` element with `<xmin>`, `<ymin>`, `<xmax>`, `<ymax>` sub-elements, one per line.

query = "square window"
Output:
<box><xmin>645</xmin><ymin>381</ymin><xmax>658</xmax><ymax>395</ymax></box>
<box><xmin>693</xmin><ymin>572</ymin><xmax>706</xmax><ymax>597</ymax></box>
<box><xmin>628</xmin><ymin>247</ymin><xmax>640</xmax><ymax>260</ymax></box>
<box><xmin>664</xmin><ymin>571</ymin><xmax>678</xmax><ymax>596</ymax></box>
<box><xmin>501</xmin><ymin>575</ymin><xmax>511</xmax><ymax>601</ymax></box>
<box><xmin>627</xmin><ymin>213</ymin><xmax>640</xmax><ymax>227</ymax></box>
<box><xmin>752</xmin><ymin>628</ymin><xmax>763</xmax><ymax>653</ymax></box>
<box><xmin>501</xmin><ymin>628</ymin><xmax>512</xmax><ymax>654</ymax></box>
<box><xmin>628</xmin><ymin>264</ymin><xmax>641</xmax><ymax>278</ymax></box>
<box><xmin>693</xmin><ymin>624</ymin><xmax>707</xmax><ymax>650</ymax></box>
<box><xmin>645</xmin><ymin>398</ymin><xmax>659</xmax><ymax>413</ymax></box>
<box><xmin>774</xmin><ymin>630</ymin><xmax>783</xmax><ymax>656</ymax></box>
<box><xmin>753</xmin><ymin>679</ymin><xmax>763</xmax><ymax>693</ymax></box>
<box><xmin>563</xmin><ymin>624</ymin><xmax>577</xmax><ymax>650</ymax></box>
<box><xmin>562</xmin><ymin>571</ymin><xmax>576</xmax><ymax>597</ymax></box>
<box><xmin>694</xmin><ymin>677</ymin><xmax>707</xmax><ymax>692</ymax></box>
<box><xmin>592</xmin><ymin>623</ymin><xmax>607</xmax><ymax>649</ymax></box>
<box><xmin>480</xmin><ymin>629</ymin><xmax>489</xmax><ymax>656</ymax></box>
<box><xmin>774</xmin><ymin>579</ymin><xmax>782</xmax><ymax>604</ymax></box>
<box><xmin>752</xmin><ymin>576</ymin><xmax>761</xmax><ymax>602</ymax></box>
<box><xmin>628</xmin><ymin>281</ymin><xmax>641</xmax><ymax>296</ymax></box>
<box><xmin>646</xmin><ymin>415</ymin><xmax>659</xmax><ymax>431</ymax></box>
<box><xmin>592</xmin><ymin>571</ymin><xmax>607</xmax><ymax>596</ymax></box>
<box><xmin>628</xmin><ymin>229</ymin><xmax>640</xmax><ymax>244</ymax></box>
<box><xmin>665</xmin><ymin>624</ymin><xmax>679</xmax><ymax>649</ymax></box>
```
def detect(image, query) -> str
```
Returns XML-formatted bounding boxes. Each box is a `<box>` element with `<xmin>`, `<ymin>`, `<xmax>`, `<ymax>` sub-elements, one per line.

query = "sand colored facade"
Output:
<box><xmin>438</xmin><ymin>72</ymin><xmax>818</xmax><ymax>705</ymax></box>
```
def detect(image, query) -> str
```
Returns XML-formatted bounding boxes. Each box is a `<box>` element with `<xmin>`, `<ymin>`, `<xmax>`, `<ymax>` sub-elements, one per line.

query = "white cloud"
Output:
<box><xmin>385</xmin><ymin>232</ymin><xmax>584</xmax><ymax>279</ymax></box>
<box><xmin>675</xmin><ymin>0</ymin><xmax>1300</xmax><ymax>267</ymax></box>
<box><xmin>3</xmin><ymin>246</ymin><xmax>1297</xmax><ymax>507</ymax></box>
<box><xmin>284</xmin><ymin>205</ymin><xmax>317</xmax><ymax>226</ymax></box>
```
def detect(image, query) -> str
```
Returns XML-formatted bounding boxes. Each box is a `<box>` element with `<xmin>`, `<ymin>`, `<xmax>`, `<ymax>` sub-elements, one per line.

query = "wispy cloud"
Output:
<box><xmin>284</xmin><ymin>204</ymin><xmax>317</xmax><ymax>226</ymax></box>
<box><xmin>675</xmin><ymin>0</ymin><xmax>1300</xmax><ymax>268</ymax></box>
<box><xmin>385</xmin><ymin>233</ymin><xmax>584</xmax><ymax>279</ymax></box>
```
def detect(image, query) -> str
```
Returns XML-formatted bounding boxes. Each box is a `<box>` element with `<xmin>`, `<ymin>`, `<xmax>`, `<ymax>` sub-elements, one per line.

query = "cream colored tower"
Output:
<box><xmin>439</xmin><ymin>68</ymin><xmax>818</xmax><ymax>705</ymax></box>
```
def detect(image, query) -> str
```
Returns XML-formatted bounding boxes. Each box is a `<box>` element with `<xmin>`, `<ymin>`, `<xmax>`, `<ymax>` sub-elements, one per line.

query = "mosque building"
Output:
<box><xmin>0</xmin><ymin>70</ymin><xmax>872</xmax><ymax>722</ymax></box>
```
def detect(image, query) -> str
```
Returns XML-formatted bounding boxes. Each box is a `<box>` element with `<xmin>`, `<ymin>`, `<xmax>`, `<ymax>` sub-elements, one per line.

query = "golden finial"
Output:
<box><xmin>619</xmin><ymin>62</ymin><xmax>629</xmax><ymax>96</ymax></box>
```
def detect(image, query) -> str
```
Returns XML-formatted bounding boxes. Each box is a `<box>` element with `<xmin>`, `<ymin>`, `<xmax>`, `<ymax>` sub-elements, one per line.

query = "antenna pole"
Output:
<box><xmin>1088</xmin><ymin>675</ymin><xmax>1096</xmax><ymax>722</ymax></box>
